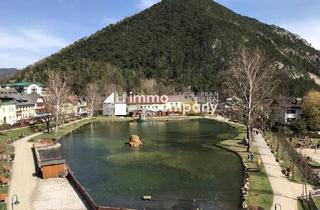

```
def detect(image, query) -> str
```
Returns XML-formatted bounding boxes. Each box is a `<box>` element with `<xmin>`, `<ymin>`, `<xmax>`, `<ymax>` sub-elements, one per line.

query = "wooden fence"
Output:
<box><xmin>66</xmin><ymin>167</ymin><xmax>133</xmax><ymax>210</ymax></box>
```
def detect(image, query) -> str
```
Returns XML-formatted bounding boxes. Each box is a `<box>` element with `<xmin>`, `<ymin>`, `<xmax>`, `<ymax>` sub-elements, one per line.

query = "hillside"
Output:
<box><xmin>0</xmin><ymin>68</ymin><xmax>18</xmax><ymax>83</ymax></box>
<box><xmin>17</xmin><ymin>0</ymin><xmax>320</xmax><ymax>96</ymax></box>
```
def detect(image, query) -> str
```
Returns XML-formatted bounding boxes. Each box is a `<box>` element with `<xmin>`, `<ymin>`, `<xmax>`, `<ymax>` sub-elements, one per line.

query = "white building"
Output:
<box><xmin>1</xmin><ymin>82</ymin><xmax>44</xmax><ymax>95</ymax></box>
<box><xmin>3</xmin><ymin>94</ymin><xmax>45</xmax><ymax>121</ymax></box>
<box><xmin>103</xmin><ymin>92</ymin><xmax>127</xmax><ymax>116</ymax></box>
<box><xmin>0</xmin><ymin>96</ymin><xmax>17</xmax><ymax>125</ymax></box>
<box><xmin>277</xmin><ymin>98</ymin><xmax>304</xmax><ymax>124</ymax></box>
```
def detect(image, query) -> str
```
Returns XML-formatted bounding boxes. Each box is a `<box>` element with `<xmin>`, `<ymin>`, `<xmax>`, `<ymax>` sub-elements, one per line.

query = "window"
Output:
<box><xmin>287</xmin><ymin>109</ymin><xmax>296</xmax><ymax>114</ymax></box>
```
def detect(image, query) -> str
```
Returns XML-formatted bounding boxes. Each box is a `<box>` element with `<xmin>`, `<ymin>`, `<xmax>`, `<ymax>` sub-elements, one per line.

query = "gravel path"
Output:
<box><xmin>7</xmin><ymin>132</ymin><xmax>87</xmax><ymax>210</ymax></box>
<box><xmin>254</xmin><ymin>133</ymin><xmax>311</xmax><ymax>210</ymax></box>
<box><xmin>7</xmin><ymin>133</ymin><xmax>42</xmax><ymax>210</ymax></box>
<box><xmin>32</xmin><ymin>178</ymin><xmax>87</xmax><ymax>210</ymax></box>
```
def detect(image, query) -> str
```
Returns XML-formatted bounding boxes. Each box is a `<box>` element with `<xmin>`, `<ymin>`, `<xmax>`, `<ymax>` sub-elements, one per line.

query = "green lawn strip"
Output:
<box><xmin>0</xmin><ymin>127</ymin><xmax>35</xmax><ymax>145</ymax></box>
<box><xmin>218</xmin><ymin>124</ymin><xmax>273</xmax><ymax>210</ymax></box>
<box><xmin>31</xmin><ymin>116</ymin><xmax>133</xmax><ymax>143</ymax></box>
<box><xmin>265</xmin><ymin>132</ymin><xmax>305</xmax><ymax>183</ymax></box>
<box><xmin>0</xmin><ymin>127</ymin><xmax>31</xmax><ymax>210</ymax></box>
<box><xmin>31</xmin><ymin>118</ymin><xmax>92</xmax><ymax>142</ymax></box>
<box><xmin>312</xmin><ymin>196</ymin><xmax>320</xmax><ymax>209</ymax></box>
<box><xmin>93</xmin><ymin>116</ymin><xmax>132</xmax><ymax>122</ymax></box>
<box><xmin>298</xmin><ymin>198</ymin><xmax>311</xmax><ymax>210</ymax></box>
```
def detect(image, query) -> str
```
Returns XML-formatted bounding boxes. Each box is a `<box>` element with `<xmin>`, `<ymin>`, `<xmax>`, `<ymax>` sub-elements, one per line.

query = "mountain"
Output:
<box><xmin>0</xmin><ymin>68</ymin><xmax>18</xmax><ymax>83</ymax></box>
<box><xmin>17</xmin><ymin>0</ymin><xmax>320</xmax><ymax>96</ymax></box>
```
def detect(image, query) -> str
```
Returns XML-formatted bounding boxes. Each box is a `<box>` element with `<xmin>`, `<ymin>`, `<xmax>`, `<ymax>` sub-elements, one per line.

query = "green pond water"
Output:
<box><xmin>60</xmin><ymin>119</ymin><xmax>243</xmax><ymax>210</ymax></box>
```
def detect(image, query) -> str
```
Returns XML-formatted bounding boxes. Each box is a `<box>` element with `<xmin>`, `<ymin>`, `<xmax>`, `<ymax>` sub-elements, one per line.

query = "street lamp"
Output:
<box><xmin>11</xmin><ymin>194</ymin><xmax>19</xmax><ymax>210</ymax></box>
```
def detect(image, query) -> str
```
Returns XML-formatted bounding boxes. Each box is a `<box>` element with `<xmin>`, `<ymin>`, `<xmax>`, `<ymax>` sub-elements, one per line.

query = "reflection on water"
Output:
<box><xmin>60</xmin><ymin>119</ymin><xmax>243</xmax><ymax>210</ymax></box>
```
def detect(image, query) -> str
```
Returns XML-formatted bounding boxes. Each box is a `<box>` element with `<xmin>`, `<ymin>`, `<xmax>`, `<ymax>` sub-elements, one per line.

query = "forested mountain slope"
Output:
<box><xmin>17</xmin><ymin>0</ymin><xmax>320</xmax><ymax>96</ymax></box>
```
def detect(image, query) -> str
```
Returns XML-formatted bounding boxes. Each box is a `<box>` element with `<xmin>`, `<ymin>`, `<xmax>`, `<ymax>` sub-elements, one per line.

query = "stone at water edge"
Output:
<box><xmin>128</xmin><ymin>135</ymin><xmax>143</xmax><ymax>148</ymax></box>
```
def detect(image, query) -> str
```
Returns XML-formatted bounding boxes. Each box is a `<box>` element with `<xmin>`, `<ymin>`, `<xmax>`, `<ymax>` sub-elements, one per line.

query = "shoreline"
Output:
<box><xmin>211</xmin><ymin>116</ymin><xmax>273</xmax><ymax>210</ymax></box>
<box><xmin>58</xmin><ymin>115</ymin><xmax>248</xmax><ymax>210</ymax></box>
<box><xmin>8</xmin><ymin>115</ymin><xmax>266</xmax><ymax>210</ymax></box>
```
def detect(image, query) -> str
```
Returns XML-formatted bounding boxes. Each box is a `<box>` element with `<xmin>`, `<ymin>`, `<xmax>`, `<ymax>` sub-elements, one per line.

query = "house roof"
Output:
<box><xmin>35</xmin><ymin>144</ymin><xmax>65</xmax><ymax>168</ymax></box>
<box><xmin>0</xmin><ymin>96</ymin><xmax>16</xmax><ymax>105</ymax></box>
<box><xmin>3</xmin><ymin>94</ymin><xmax>40</xmax><ymax>106</ymax></box>
<box><xmin>2</xmin><ymin>82</ymin><xmax>44</xmax><ymax>88</ymax></box>
<box><xmin>0</xmin><ymin>88</ymin><xmax>18</xmax><ymax>94</ymax></box>
<box><xmin>276</xmin><ymin>97</ymin><xmax>303</xmax><ymax>109</ymax></box>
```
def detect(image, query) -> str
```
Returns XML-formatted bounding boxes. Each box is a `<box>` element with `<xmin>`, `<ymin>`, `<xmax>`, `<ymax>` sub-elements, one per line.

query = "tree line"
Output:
<box><xmin>45</xmin><ymin>71</ymin><xmax>101</xmax><ymax>135</ymax></box>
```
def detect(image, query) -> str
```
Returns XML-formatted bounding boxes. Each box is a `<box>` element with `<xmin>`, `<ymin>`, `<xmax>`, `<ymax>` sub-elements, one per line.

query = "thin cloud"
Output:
<box><xmin>137</xmin><ymin>0</ymin><xmax>160</xmax><ymax>10</ymax></box>
<box><xmin>0</xmin><ymin>28</ymin><xmax>68</xmax><ymax>52</ymax></box>
<box><xmin>0</xmin><ymin>27</ymin><xmax>70</xmax><ymax>68</ymax></box>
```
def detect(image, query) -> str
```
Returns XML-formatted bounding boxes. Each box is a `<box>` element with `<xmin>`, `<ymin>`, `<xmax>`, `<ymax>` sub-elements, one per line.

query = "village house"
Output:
<box><xmin>0</xmin><ymin>96</ymin><xmax>17</xmax><ymax>125</ymax></box>
<box><xmin>1</xmin><ymin>82</ymin><xmax>44</xmax><ymax>95</ymax></box>
<box><xmin>35</xmin><ymin>96</ymin><xmax>46</xmax><ymax>117</ymax></box>
<box><xmin>0</xmin><ymin>87</ymin><xmax>18</xmax><ymax>95</ymax></box>
<box><xmin>61</xmin><ymin>98</ymin><xmax>78</xmax><ymax>118</ymax></box>
<box><xmin>103</xmin><ymin>92</ymin><xmax>187</xmax><ymax>117</ymax></box>
<box><xmin>275</xmin><ymin>98</ymin><xmax>304</xmax><ymax>125</ymax></box>
<box><xmin>103</xmin><ymin>92</ymin><xmax>127</xmax><ymax>116</ymax></box>
<box><xmin>76</xmin><ymin>98</ymin><xmax>88</xmax><ymax>116</ymax></box>
<box><xmin>1</xmin><ymin>94</ymin><xmax>45</xmax><ymax>122</ymax></box>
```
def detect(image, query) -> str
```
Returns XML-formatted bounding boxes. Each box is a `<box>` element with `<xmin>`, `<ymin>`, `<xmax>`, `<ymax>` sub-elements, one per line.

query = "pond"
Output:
<box><xmin>60</xmin><ymin>119</ymin><xmax>243</xmax><ymax>210</ymax></box>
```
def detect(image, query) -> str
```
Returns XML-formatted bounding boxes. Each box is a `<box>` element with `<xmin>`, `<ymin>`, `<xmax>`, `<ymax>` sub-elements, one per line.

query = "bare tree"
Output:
<box><xmin>226</xmin><ymin>48</ymin><xmax>277</xmax><ymax>151</ymax></box>
<box><xmin>85</xmin><ymin>83</ymin><xmax>100</xmax><ymax>118</ymax></box>
<box><xmin>46</xmin><ymin>71</ymin><xmax>71</xmax><ymax>135</ymax></box>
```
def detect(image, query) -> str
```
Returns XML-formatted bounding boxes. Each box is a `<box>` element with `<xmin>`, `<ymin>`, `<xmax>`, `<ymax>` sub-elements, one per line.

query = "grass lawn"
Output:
<box><xmin>31</xmin><ymin>116</ymin><xmax>133</xmax><ymax>143</ymax></box>
<box><xmin>265</xmin><ymin>132</ymin><xmax>305</xmax><ymax>184</ymax></box>
<box><xmin>31</xmin><ymin>118</ymin><xmax>92</xmax><ymax>142</ymax></box>
<box><xmin>0</xmin><ymin>127</ymin><xmax>33</xmax><ymax>210</ymax></box>
<box><xmin>0</xmin><ymin>127</ymin><xmax>35</xmax><ymax>145</ymax></box>
<box><xmin>313</xmin><ymin>196</ymin><xmax>320</xmax><ymax>209</ymax></box>
<box><xmin>219</xmin><ymin>124</ymin><xmax>273</xmax><ymax>210</ymax></box>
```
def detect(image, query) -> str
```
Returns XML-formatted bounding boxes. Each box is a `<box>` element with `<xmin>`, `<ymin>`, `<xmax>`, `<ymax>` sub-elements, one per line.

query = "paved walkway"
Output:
<box><xmin>7</xmin><ymin>132</ymin><xmax>87</xmax><ymax>210</ymax></box>
<box><xmin>7</xmin><ymin>133</ymin><xmax>42</xmax><ymax>210</ymax></box>
<box><xmin>32</xmin><ymin>178</ymin><xmax>87</xmax><ymax>210</ymax></box>
<box><xmin>254</xmin><ymin>133</ymin><xmax>311</xmax><ymax>210</ymax></box>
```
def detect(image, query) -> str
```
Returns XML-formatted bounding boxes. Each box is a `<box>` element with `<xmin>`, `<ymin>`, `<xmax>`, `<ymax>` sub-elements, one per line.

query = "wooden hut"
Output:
<box><xmin>33</xmin><ymin>144</ymin><xmax>66</xmax><ymax>179</ymax></box>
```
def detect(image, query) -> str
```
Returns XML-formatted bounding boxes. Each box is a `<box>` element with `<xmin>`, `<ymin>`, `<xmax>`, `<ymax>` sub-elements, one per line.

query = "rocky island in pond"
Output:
<box><xmin>128</xmin><ymin>135</ymin><xmax>143</xmax><ymax>148</ymax></box>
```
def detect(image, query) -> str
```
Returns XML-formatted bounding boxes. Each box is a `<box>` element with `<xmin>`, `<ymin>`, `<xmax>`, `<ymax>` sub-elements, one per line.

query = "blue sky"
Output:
<box><xmin>0</xmin><ymin>0</ymin><xmax>319</xmax><ymax>68</ymax></box>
